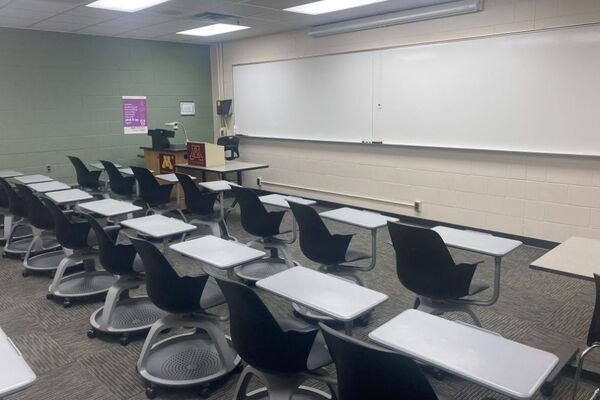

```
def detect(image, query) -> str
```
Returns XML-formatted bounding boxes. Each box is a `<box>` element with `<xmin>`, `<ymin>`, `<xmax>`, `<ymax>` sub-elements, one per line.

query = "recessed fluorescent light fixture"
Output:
<box><xmin>86</xmin><ymin>0</ymin><xmax>170</xmax><ymax>12</ymax></box>
<box><xmin>285</xmin><ymin>0</ymin><xmax>388</xmax><ymax>15</ymax></box>
<box><xmin>309</xmin><ymin>0</ymin><xmax>483</xmax><ymax>37</ymax></box>
<box><xmin>177</xmin><ymin>23</ymin><xmax>250</xmax><ymax>37</ymax></box>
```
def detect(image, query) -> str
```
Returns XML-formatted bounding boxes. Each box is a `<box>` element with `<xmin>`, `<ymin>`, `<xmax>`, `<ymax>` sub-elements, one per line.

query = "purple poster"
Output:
<box><xmin>122</xmin><ymin>96</ymin><xmax>148</xmax><ymax>134</ymax></box>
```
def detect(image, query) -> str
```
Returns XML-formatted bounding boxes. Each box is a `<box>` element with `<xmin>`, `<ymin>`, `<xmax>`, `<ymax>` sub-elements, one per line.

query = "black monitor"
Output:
<box><xmin>148</xmin><ymin>129</ymin><xmax>175</xmax><ymax>150</ymax></box>
<box><xmin>216</xmin><ymin>99</ymin><xmax>232</xmax><ymax>116</ymax></box>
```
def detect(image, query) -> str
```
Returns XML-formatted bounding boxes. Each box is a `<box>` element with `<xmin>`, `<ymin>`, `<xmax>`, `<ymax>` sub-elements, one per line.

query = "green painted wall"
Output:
<box><xmin>0</xmin><ymin>27</ymin><xmax>213</xmax><ymax>183</ymax></box>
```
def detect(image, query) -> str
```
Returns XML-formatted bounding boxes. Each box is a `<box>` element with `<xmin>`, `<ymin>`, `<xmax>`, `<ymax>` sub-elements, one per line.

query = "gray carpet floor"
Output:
<box><xmin>1</xmin><ymin>203</ymin><xmax>599</xmax><ymax>400</ymax></box>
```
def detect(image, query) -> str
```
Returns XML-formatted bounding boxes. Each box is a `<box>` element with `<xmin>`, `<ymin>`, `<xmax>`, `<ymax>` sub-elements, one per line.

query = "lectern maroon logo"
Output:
<box><xmin>187</xmin><ymin>142</ymin><xmax>207</xmax><ymax>167</ymax></box>
<box><xmin>159</xmin><ymin>153</ymin><xmax>175</xmax><ymax>173</ymax></box>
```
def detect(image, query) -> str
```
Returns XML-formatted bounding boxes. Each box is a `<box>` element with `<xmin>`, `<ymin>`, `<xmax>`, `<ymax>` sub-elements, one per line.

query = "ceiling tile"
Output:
<box><xmin>0</xmin><ymin>0</ymin><xmax>470</xmax><ymax>43</ymax></box>
<box><xmin>30</xmin><ymin>20</ymin><xmax>88</xmax><ymax>32</ymax></box>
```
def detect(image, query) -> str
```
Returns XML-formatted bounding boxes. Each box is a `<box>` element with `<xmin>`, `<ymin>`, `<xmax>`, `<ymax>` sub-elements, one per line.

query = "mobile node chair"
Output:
<box><xmin>230</xmin><ymin>185</ymin><xmax>294</xmax><ymax>283</ymax></box>
<box><xmin>289</xmin><ymin>202</ymin><xmax>370</xmax><ymax>322</ymax></box>
<box><xmin>572</xmin><ymin>274</ymin><xmax>600</xmax><ymax>400</ymax></box>
<box><xmin>17</xmin><ymin>185</ymin><xmax>67</xmax><ymax>276</ymax></box>
<box><xmin>217</xmin><ymin>277</ymin><xmax>335</xmax><ymax>400</ymax></box>
<box><xmin>320</xmin><ymin>322</ymin><xmax>444</xmax><ymax>400</ymax></box>
<box><xmin>130</xmin><ymin>166</ymin><xmax>184</xmax><ymax>219</ymax></box>
<box><xmin>1</xmin><ymin>178</ymin><xmax>37</xmax><ymax>258</ymax></box>
<box><xmin>131</xmin><ymin>237</ymin><xmax>241</xmax><ymax>399</ymax></box>
<box><xmin>68</xmin><ymin>156</ymin><xmax>104</xmax><ymax>193</ymax></box>
<box><xmin>388</xmin><ymin>221</ymin><xmax>489</xmax><ymax>327</ymax></box>
<box><xmin>101</xmin><ymin>160</ymin><xmax>136</xmax><ymax>199</ymax></box>
<box><xmin>43</xmin><ymin>198</ymin><xmax>117</xmax><ymax>307</ymax></box>
<box><xmin>86</xmin><ymin>215</ymin><xmax>167</xmax><ymax>346</ymax></box>
<box><xmin>175</xmin><ymin>173</ymin><xmax>222</xmax><ymax>236</ymax></box>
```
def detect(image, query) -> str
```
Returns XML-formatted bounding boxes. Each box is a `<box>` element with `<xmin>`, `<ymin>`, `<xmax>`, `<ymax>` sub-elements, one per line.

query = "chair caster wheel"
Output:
<box><xmin>87</xmin><ymin>328</ymin><xmax>96</xmax><ymax>339</ymax></box>
<box><xmin>46</xmin><ymin>293</ymin><xmax>54</xmax><ymax>300</ymax></box>
<box><xmin>145</xmin><ymin>386</ymin><xmax>157</xmax><ymax>399</ymax></box>
<box><xmin>540</xmin><ymin>382</ymin><xmax>554</xmax><ymax>397</ymax></box>
<box><xmin>119</xmin><ymin>335</ymin><xmax>130</xmax><ymax>346</ymax></box>
<box><xmin>63</xmin><ymin>300</ymin><xmax>72</xmax><ymax>308</ymax></box>
<box><xmin>199</xmin><ymin>385</ymin><xmax>211</xmax><ymax>399</ymax></box>
<box><xmin>22</xmin><ymin>270</ymin><xmax>29</xmax><ymax>277</ymax></box>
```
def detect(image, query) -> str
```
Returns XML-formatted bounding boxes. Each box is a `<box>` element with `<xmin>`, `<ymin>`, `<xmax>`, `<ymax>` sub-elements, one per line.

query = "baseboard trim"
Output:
<box><xmin>254</xmin><ymin>188</ymin><xmax>559</xmax><ymax>250</ymax></box>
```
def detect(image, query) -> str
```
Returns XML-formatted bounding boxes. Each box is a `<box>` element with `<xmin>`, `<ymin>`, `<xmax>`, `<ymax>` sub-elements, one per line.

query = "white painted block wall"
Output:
<box><xmin>211</xmin><ymin>0</ymin><xmax>600</xmax><ymax>243</ymax></box>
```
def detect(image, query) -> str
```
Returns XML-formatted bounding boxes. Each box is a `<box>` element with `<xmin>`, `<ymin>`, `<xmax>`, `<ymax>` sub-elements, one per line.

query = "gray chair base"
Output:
<box><xmin>137</xmin><ymin>313</ymin><xmax>241</xmax><ymax>399</ymax></box>
<box><xmin>237</xmin><ymin>239</ymin><xmax>294</xmax><ymax>283</ymax></box>
<box><xmin>572</xmin><ymin>343</ymin><xmax>600</xmax><ymax>400</ymax></box>
<box><xmin>22</xmin><ymin>228</ymin><xmax>63</xmax><ymax>275</ymax></box>
<box><xmin>3</xmin><ymin>219</ymin><xmax>37</xmax><ymax>257</ymax></box>
<box><xmin>47</xmin><ymin>253</ymin><xmax>117</xmax><ymax>307</ymax></box>
<box><xmin>88</xmin><ymin>275</ymin><xmax>168</xmax><ymax>345</ymax></box>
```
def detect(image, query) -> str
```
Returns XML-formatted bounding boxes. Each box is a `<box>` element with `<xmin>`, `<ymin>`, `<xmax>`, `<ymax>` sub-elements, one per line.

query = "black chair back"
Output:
<box><xmin>216</xmin><ymin>277</ymin><xmax>317</xmax><ymax>374</ymax></box>
<box><xmin>387</xmin><ymin>222</ymin><xmax>475</xmax><ymax>299</ymax></box>
<box><xmin>85</xmin><ymin>215</ymin><xmax>137</xmax><ymax>275</ymax></box>
<box><xmin>130</xmin><ymin>237</ymin><xmax>207</xmax><ymax>314</ymax></box>
<box><xmin>101</xmin><ymin>161</ymin><xmax>134</xmax><ymax>196</ymax></box>
<box><xmin>68</xmin><ymin>156</ymin><xmax>101</xmax><ymax>189</ymax></box>
<box><xmin>320</xmin><ymin>323</ymin><xmax>439</xmax><ymax>400</ymax></box>
<box><xmin>588</xmin><ymin>274</ymin><xmax>600</xmax><ymax>346</ymax></box>
<box><xmin>42</xmin><ymin>198</ymin><xmax>91</xmax><ymax>250</ymax></box>
<box><xmin>175</xmin><ymin>173</ymin><xmax>217</xmax><ymax>215</ymax></box>
<box><xmin>217</xmin><ymin>136</ymin><xmax>240</xmax><ymax>160</ymax></box>
<box><xmin>0</xmin><ymin>180</ymin><xmax>7</xmax><ymax>209</ymax></box>
<box><xmin>130</xmin><ymin>166</ymin><xmax>172</xmax><ymax>206</ymax></box>
<box><xmin>230</xmin><ymin>186</ymin><xmax>284</xmax><ymax>237</ymax></box>
<box><xmin>15</xmin><ymin>185</ymin><xmax>54</xmax><ymax>231</ymax></box>
<box><xmin>0</xmin><ymin>178</ymin><xmax>28</xmax><ymax>218</ymax></box>
<box><xmin>289</xmin><ymin>202</ymin><xmax>351</xmax><ymax>265</ymax></box>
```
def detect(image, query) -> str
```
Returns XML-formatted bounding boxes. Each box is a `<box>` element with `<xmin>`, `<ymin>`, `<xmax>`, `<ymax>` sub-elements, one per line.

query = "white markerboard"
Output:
<box><xmin>373</xmin><ymin>24</ymin><xmax>600</xmax><ymax>155</ymax></box>
<box><xmin>233</xmin><ymin>51</ymin><xmax>374</xmax><ymax>143</ymax></box>
<box><xmin>233</xmin><ymin>24</ymin><xmax>600</xmax><ymax>156</ymax></box>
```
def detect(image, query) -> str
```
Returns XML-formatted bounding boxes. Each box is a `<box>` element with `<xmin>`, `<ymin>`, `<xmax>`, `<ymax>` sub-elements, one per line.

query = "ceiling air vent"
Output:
<box><xmin>191</xmin><ymin>12</ymin><xmax>236</xmax><ymax>21</ymax></box>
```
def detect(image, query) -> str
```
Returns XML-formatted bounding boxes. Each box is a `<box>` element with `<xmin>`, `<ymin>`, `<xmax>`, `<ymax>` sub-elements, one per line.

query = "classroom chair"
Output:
<box><xmin>288</xmin><ymin>202</ymin><xmax>371</xmax><ymax>322</ymax></box>
<box><xmin>130</xmin><ymin>237</ymin><xmax>240</xmax><ymax>399</ymax></box>
<box><xmin>0</xmin><ymin>181</ymin><xmax>7</xmax><ymax>239</ymax></box>
<box><xmin>85</xmin><ymin>215</ymin><xmax>166</xmax><ymax>346</ymax></box>
<box><xmin>174</xmin><ymin>173</ymin><xmax>222</xmax><ymax>236</ymax></box>
<box><xmin>216</xmin><ymin>277</ymin><xmax>335</xmax><ymax>400</ymax></box>
<box><xmin>217</xmin><ymin>136</ymin><xmax>240</xmax><ymax>160</ymax></box>
<box><xmin>572</xmin><ymin>274</ymin><xmax>600</xmax><ymax>400</ymax></box>
<box><xmin>130</xmin><ymin>166</ymin><xmax>184</xmax><ymax>219</ymax></box>
<box><xmin>16</xmin><ymin>185</ymin><xmax>65</xmax><ymax>277</ymax></box>
<box><xmin>43</xmin><ymin>198</ymin><xmax>116</xmax><ymax>307</ymax></box>
<box><xmin>387</xmin><ymin>221</ymin><xmax>488</xmax><ymax>327</ymax></box>
<box><xmin>0</xmin><ymin>178</ymin><xmax>35</xmax><ymax>258</ymax></box>
<box><xmin>68</xmin><ymin>156</ymin><xmax>104</xmax><ymax>193</ymax></box>
<box><xmin>319</xmin><ymin>323</ymin><xmax>445</xmax><ymax>400</ymax></box>
<box><xmin>289</xmin><ymin>202</ymin><xmax>370</xmax><ymax>278</ymax></box>
<box><xmin>230</xmin><ymin>185</ymin><xmax>294</xmax><ymax>282</ymax></box>
<box><xmin>100</xmin><ymin>160</ymin><xmax>136</xmax><ymax>199</ymax></box>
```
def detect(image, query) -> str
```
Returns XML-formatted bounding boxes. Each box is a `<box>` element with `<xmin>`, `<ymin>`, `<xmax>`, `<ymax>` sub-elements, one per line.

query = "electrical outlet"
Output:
<box><xmin>46</xmin><ymin>165</ymin><xmax>51</xmax><ymax>172</ymax></box>
<box><xmin>256</xmin><ymin>177</ymin><xmax>262</xmax><ymax>186</ymax></box>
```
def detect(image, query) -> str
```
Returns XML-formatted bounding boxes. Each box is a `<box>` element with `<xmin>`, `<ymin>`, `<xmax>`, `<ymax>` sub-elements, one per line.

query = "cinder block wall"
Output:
<box><xmin>212</xmin><ymin>0</ymin><xmax>600</xmax><ymax>243</ymax></box>
<box><xmin>0</xmin><ymin>28</ymin><xmax>213</xmax><ymax>183</ymax></box>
